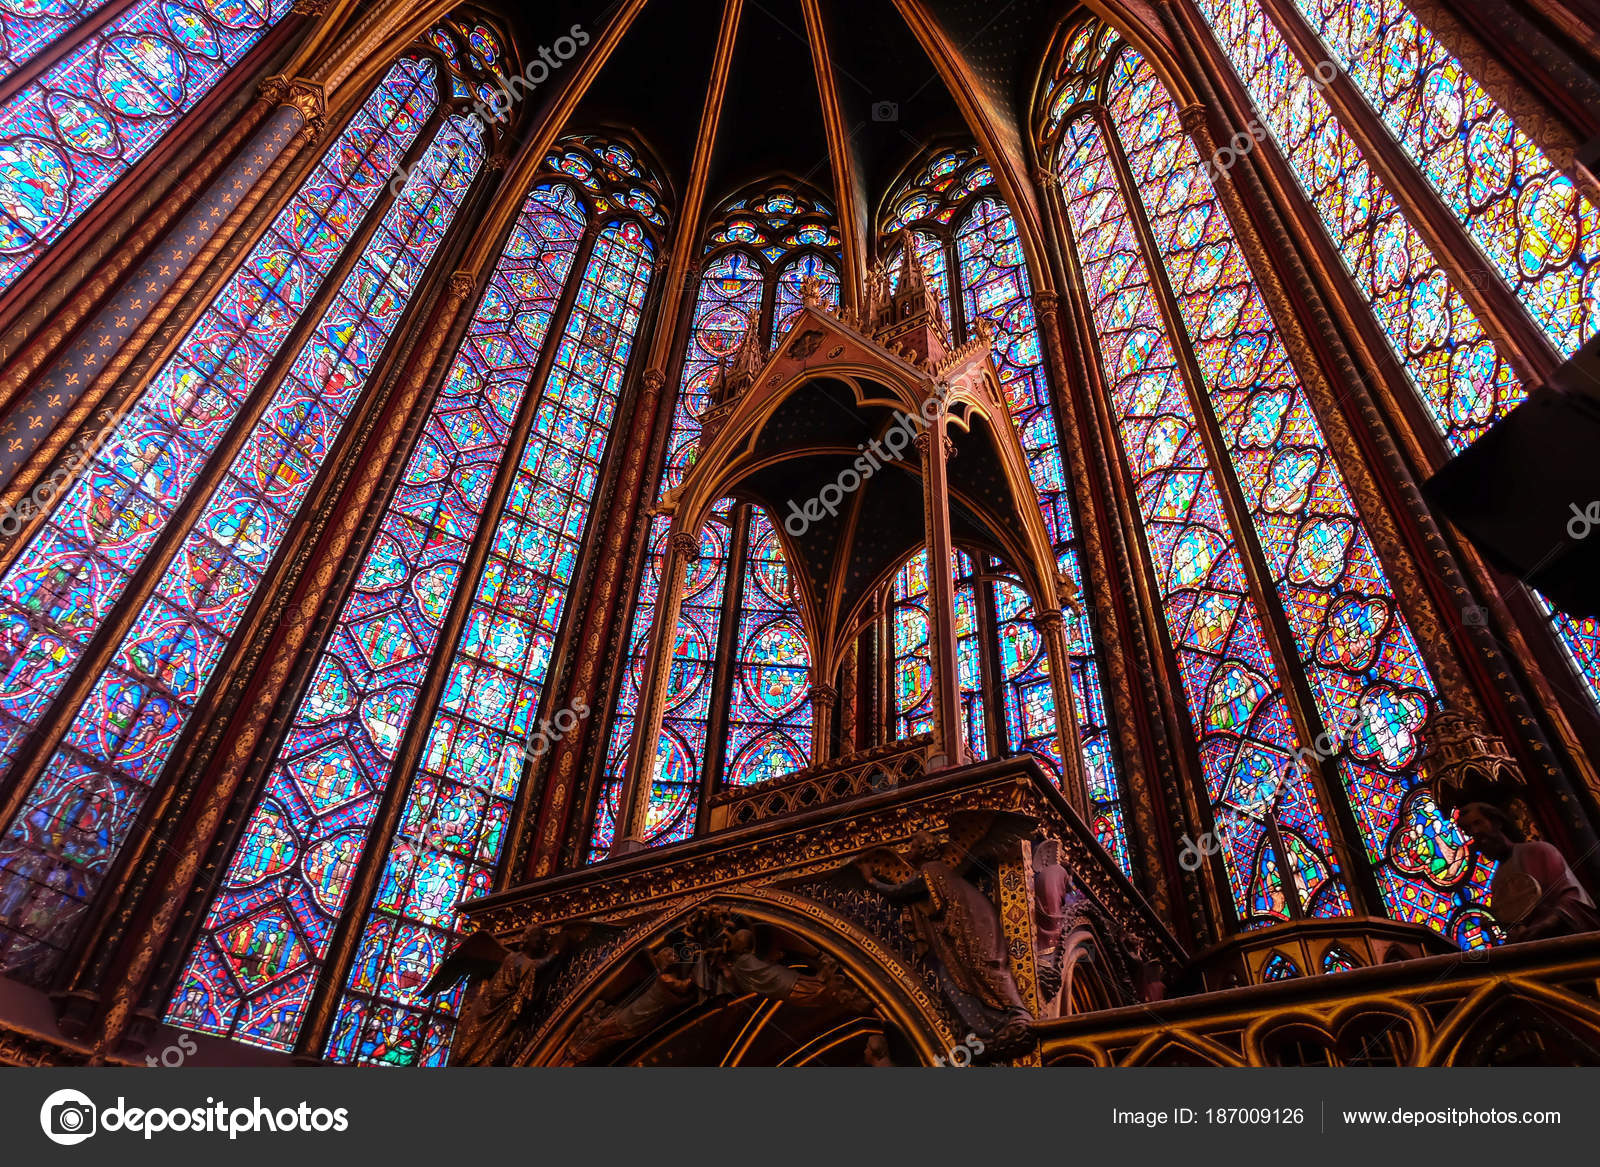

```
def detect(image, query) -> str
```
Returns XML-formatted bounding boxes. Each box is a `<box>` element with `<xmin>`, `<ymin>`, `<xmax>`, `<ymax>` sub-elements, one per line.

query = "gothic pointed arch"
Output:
<box><xmin>589</xmin><ymin>177</ymin><xmax>840</xmax><ymax>856</ymax></box>
<box><xmin>160</xmin><ymin>126</ymin><xmax>667</xmax><ymax>1064</ymax></box>
<box><xmin>0</xmin><ymin>20</ymin><xmax>521</xmax><ymax>986</ymax></box>
<box><xmin>1035</xmin><ymin>12</ymin><xmax>1493</xmax><ymax>942</ymax></box>
<box><xmin>878</xmin><ymin>143</ymin><xmax>1133</xmax><ymax>874</ymax></box>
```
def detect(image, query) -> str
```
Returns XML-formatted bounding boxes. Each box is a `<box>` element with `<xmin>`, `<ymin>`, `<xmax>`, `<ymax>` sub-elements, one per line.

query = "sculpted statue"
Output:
<box><xmin>865</xmin><ymin>259</ymin><xmax>891</xmax><ymax>317</ymax></box>
<box><xmin>1031</xmin><ymin>833</ymin><xmax>1071</xmax><ymax>1019</ymax></box>
<box><xmin>423</xmin><ymin>922</ymin><xmax>595</xmax><ymax>1066</ymax></box>
<box><xmin>562</xmin><ymin>943</ymin><xmax>698</xmax><ymax>1065</ymax></box>
<box><xmin>703</xmin><ymin>913</ymin><xmax>875</xmax><ymax>1014</ymax></box>
<box><xmin>853</xmin><ymin>817</ymin><xmax>1036</xmax><ymax>1055</ymax></box>
<box><xmin>561</xmin><ymin>908</ymin><xmax>879</xmax><ymax>1064</ymax></box>
<box><xmin>863</xmin><ymin>1033</ymin><xmax>894</xmax><ymax>1067</ymax></box>
<box><xmin>1458</xmin><ymin>802</ymin><xmax>1600</xmax><ymax>942</ymax></box>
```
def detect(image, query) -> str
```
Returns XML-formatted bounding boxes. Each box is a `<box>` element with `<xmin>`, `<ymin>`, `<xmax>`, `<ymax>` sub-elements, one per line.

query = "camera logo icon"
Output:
<box><xmin>871</xmin><ymin>100</ymin><xmax>899</xmax><ymax>122</ymax></box>
<box><xmin>40</xmin><ymin>1088</ymin><xmax>97</xmax><ymax>1145</ymax></box>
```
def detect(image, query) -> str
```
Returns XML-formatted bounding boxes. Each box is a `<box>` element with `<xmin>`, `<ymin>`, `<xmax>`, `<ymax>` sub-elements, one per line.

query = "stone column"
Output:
<box><xmin>1036</xmin><ymin>608</ymin><xmax>1089</xmax><ymax>816</ymax></box>
<box><xmin>616</xmin><ymin>529</ymin><xmax>699</xmax><ymax>847</ymax></box>
<box><xmin>916</xmin><ymin>424</ymin><xmax>964</xmax><ymax>769</ymax></box>
<box><xmin>0</xmin><ymin>77</ymin><xmax>326</xmax><ymax>493</ymax></box>
<box><xmin>809</xmin><ymin>681</ymin><xmax>837</xmax><ymax>767</ymax></box>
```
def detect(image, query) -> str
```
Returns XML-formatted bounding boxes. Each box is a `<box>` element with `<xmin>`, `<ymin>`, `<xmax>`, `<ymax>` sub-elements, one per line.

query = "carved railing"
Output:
<box><xmin>705</xmin><ymin>735</ymin><xmax>933</xmax><ymax>830</ymax></box>
<box><xmin>1036</xmin><ymin>931</ymin><xmax>1600</xmax><ymax>1067</ymax></box>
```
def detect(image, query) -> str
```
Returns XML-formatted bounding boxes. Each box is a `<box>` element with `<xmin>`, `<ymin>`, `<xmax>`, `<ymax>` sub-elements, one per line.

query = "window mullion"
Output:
<box><xmin>1093</xmin><ymin>102</ymin><xmax>1370</xmax><ymax>919</ymax></box>
<box><xmin>1246</xmin><ymin>0</ymin><xmax>1563</xmax><ymax>381</ymax></box>
<box><xmin>698</xmin><ymin>501</ymin><xmax>751</xmax><ymax>824</ymax></box>
<box><xmin>291</xmin><ymin>217</ymin><xmax>605</xmax><ymax>1059</ymax></box>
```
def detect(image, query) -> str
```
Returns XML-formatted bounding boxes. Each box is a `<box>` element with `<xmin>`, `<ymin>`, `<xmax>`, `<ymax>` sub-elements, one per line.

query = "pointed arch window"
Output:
<box><xmin>889</xmin><ymin>548</ymin><xmax>985</xmax><ymax>752</ymax></box>
<box><xmin>0</xmin><ymin>43</ymin><xmax>503</xmax><ymax>982</ymax></box>
<box><xmin>1188</xmin><ymin>0</ymin><xmax>1600</xmax><ymax>717</ymax></box>
<box><xmin>1040</xmin><ymin>20</ymin><xmax>1493</xmax><ymax>942</ymax></box>
<box><xmin>723</xmin><ymin>507</ymin><xmax>812</xmax><ymax>786</ymax></box>
<box><xmin>881</xmin><ymin>149</ymin><xmax>1131</xmax><ymax>875</ymax></box>
<box><xmin>165</xmin><ymin>134</ymin><xmax>665</xmax><ymax>1063</ymax></box>
<box><xmin>589</xmin><ymin>184</ymin><xmax>839</xmax><ymax>856</ymax></box>
<box><xmin>0</xmin><ymin>0</ymin><xmax>295</xmax><ymax>295</ymax></box>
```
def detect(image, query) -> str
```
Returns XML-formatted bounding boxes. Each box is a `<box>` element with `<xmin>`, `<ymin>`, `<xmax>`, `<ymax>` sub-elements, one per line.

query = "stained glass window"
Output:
<box><xmin>1059</xmin><ymin>110</ymin><xmax>1341</xmax><ymax>923</ymax></box>
<box><xmin>1192</xmin><ymin>0</ymin><xmax>1523</xmax><ymax>450</ymax></box>
<box><xmin>1192</xmin><ymin>0</ymin><xmax>1600</xmax><ymax>714</ymax></box>
<box><xmin>168</xmin><ymin>154</ymin><xmax>657</xmax><ymax>1055</ymax></box>
<box><xmin>772</xmin><ymin>251</ymin><xmax>840</xmax><ymax>336</ymax></box>
<box><xmin>0</xmin><ymin>57</ymin><xmax>457</xmax><ymax>980</ymax></box>
<box><xmin>722</xmin><ymin>508</ymin><xmax>811</xmax><ymax>785</ymax></box>
<box><xmin>1289</xmin><ymin>0</ymin><xmax>1599</xmax><ymax>360</ymax></box>
<box><xmin>1043</xmin><ymin>21</ymin><xmax>1493</xmax><ymax>942</ymax></box>
<box><xmin>0</xmin><ymin>0</ymin><xmax>119</xmax><ymax>79</ymax></box>
<box><xmin>590</xmin><ymin>184</ymin><xmax>838</xmax><ymax>857</ymax></box>
<box><xmin>1322</xmin><ymin>944</ymin><xmax>1359</xmax><ymax>972</ymax></box>
<box><xmin>590</xmin><ymin>250</ymin><xmax>763</xmax><ymax>854</ymax></box>
<box><xmin>1262</xmin><ymin>951</ymin><xmax>1301</xmax><ymax>980</ymax></box>
<box><xmin>0</xmin><ymin>0</ymin><xmax>294</xmax><ymax>295</ymax></box>
<box><xmin>322</xmin><ymin>210</ymin><xmax>653</xmax><ymax>1068</ymax></box>
<box><xmin>889</xmin><ymin>548</ymin><xmax>984</xmax><ymax>755</ymax></box>
<box><xmin>885</xmin><ymin>150</ymin><xmax>1131</xmax><ymax>876</ymax></box>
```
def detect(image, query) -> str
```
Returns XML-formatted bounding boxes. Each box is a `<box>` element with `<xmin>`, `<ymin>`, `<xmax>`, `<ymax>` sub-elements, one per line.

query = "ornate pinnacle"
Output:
<box><xmin>262</xmin><ymin>75</ymin><xmax>326</xmax><ymax>126</ymax></box>
<box><xmin>729</xmin><ymin>320</ymin><xmax>764</xmax><ymax>379</ymax></box>
<box><xmin>1421</xmin><ymin>709</ymin><xmax>1525</xmax><ymax>814</ymax></box>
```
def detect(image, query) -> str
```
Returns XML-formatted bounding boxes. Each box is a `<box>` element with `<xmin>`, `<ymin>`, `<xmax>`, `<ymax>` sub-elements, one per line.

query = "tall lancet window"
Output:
<box><xmin>1039</xmin><ymin>18</ymin><xmax>1492</xmax><ymax>943</ymax></box>
<box><xmin>166</xmin><ymin>133</ymin><xmax>665</xmax><ymax>1064</ymax></box>
<box><xmin>1189</xmin><ymin>0</ymin><xmax>1600</xmax><ymax>718</ymax></box>
<box><xmin>881</xmin><ymin>149</ymin><xmax>1131</xmax><ymax>876</ymax></box>
<box><xmin>589</xmin><ymin>185</ymin><xmax>839</xmax><ymax>857</ymax></box>
<box><xmin>0</xmin><ymin>0</ymin><xmax>295</xmax><ymax>295</ymax></box>
<box><xmin>0</xmin><ymin>30</ymin><xmax>510</xmax><ymax>983</ymax></box>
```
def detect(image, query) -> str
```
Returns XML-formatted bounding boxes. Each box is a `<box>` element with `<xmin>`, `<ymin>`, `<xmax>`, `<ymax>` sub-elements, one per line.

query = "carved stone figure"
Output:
<box><xmin>1458</xmin><ymin>802</ymin><xmax>1600</xmax><ymax>941</ymax></box>
<box><xmin>863</xmin><ymin>1033</ymin><xmax>893</xmax><ymax>1067</ymax></box>
<box><xmin>562</xmin><ymin>943</ymin><xmax>697</xmax><ymax>1065</ymax></box>
<box><xmin>853</xmin><ymin>823</ymin><xmax>1034</xmax><ymax>1054</ymax></box>
<box><xmin>696</xmin><ymin>908</ymin><xmax>875</xmax><ymax>1014</ymax></box>
<box><xmin>1031</xmin><ymin>833</ymin><xmax>1070</xmax><ymax>1019</ymax></box>
<box><xmin>423</xmin><ymin>922</ymin><xmax>588</xmax><ymax>1066</ymax></box>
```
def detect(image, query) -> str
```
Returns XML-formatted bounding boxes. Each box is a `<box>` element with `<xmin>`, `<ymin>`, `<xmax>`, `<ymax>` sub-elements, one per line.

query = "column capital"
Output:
<box><xmin>291</xmin><ymin>0</ymin><xmax>331</xmax><ymax>13</ymax></box>
<box><xmin>448</xmin><ymin>270</ymin><xmax>478</xmax><ymax>300</ymax></box>
<box><xmin>1034</xmin><ymin>607</ymin><xmax>1066</xmax><ymax>634</ymax></box>
<box><xmin>1176</xmin><ymin>102</ymin><xmax>1216</xmax><ymax>148</ymax></box>
<box><xmin>486</xmin><ymin>152</ymin><xmax>511</xmax><ymax>173</ymax></box>
<box><xmin>642</xmin><ymin>368</ymin><xmax>667</xmax><ymax>394</ymax></box>
<box><xmin>808</xmin><ymin>682</ymin><xmax>839</xmax><ymax>702</ymax></box>
<box><xmin>261</xmin><ymin>74</ymin><xmax>326</xmax><ymax>135</ymax></box>
<box><xmin>669</xmin><ymin>531</ymin><xmax>699</xmax><ymax>558</ymax></box>
<box><xmin>913</xmin><ymin>430</ymin><xmax>956</xmax><ymax>461</ymax></box>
